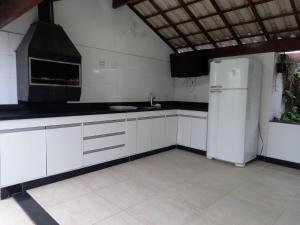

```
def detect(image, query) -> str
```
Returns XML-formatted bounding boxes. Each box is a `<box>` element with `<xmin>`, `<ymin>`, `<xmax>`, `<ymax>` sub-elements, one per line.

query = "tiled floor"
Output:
<box><xmin>22</xmin><ymin>149</ymin><xmax>300</xmax><ymax>225</ymax></box>
<box><xmin>0</xmin><ymin>198</ymin><xmax>34</xmax><ymax>225</ymax></box>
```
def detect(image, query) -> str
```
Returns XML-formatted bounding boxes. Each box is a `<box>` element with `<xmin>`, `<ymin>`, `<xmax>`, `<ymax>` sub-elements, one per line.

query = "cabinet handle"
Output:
<box><xmin>178</xmin><ymin>114</ymin><xmax>207</xmax><ymax>119</ymax></box>
<box><xmin>84</xmin><ymin>144</ymin><xmax>125</xmax><ymax>155</ymax></box>
<box><xmin>46</xmin><ymin>123</ymin><xmax>81</xmax><ymax>129</ymax></box>
<box><xmin>0</xmin><ymin>126</ymin><xmax>45</xmax><ymax>134</ymax></box>
<box><xmin>166</xmin><ymin>114</ymin><xmax>178</xmax><ymax>117</ymax></box>
<box><xmin>84</xmin><ymin>131</ymin><xmax>125</xmax><ymax>140</ymax></box>
<box><xmin>84</xmin><ymin>119</ymin><xmax>125</xmax><ymax>126</ymax></box>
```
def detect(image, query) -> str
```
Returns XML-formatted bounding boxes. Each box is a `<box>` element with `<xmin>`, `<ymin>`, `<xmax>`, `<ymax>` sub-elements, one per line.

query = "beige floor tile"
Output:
<box><xmin>202</xmin><ymin>195</ymin><xmax>279</xmax><ymax>225</ymax></box>
<box><xmin>230</xmin><ymin>181</ymin><xmax>296</xmax><ymax>216</ymax></box>
<box><xmin>95</xmin><ymin>178</ymin><xmax>159</xmax><ymax>210</ymax></box>
<box><xmin>0</xmin><ymin>198</ymin><xmax>34</xmax><ymax>225</ymax></box>
<box><xmin>94</xmin><ymin>212</ymin><xmax>147</xmax><ymax>225</ymax></box>
<box><xmin>73</xmin><ymin>167</ymin><xmax>129</xmax><ymax>191</ymax></box>
<box><xmin>126</xmin><ymin>195</ymin><xmax>198</xmax><ymax>225</ymax></box>
<box><xmin>46</xmin><ymin>193</ymin><xmax>121</xmax><ymax>225</ymax></box>
<box><xmin>28</xmin><ymin>178</ymin><xmax>91</xmax><ymax>208</ymax></box>
<box><xmin>274</xmin><ymin>200</ymin><xmax>300</xmax><ymax>225</ymax></box>
<box><xmin>27</xmin><ymin>150</ymin><xmax>300</xmax><ymax>225</ymax></box>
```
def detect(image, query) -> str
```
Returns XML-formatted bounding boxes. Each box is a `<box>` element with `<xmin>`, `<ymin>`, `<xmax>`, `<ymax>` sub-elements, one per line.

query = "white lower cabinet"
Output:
<box><xmin>151</xmin><ymin>116</ymin><xmax>166</xmax><ymax>150</ymax></box>
<box><xmin>46</xmin><ymin>124</ymin><xmax>83</xmax><ymax>176</ymax></box>
<box><xmin>165</xmin><ymin>115</ymin><xmax>178</xmax><ymax>146</ymax></box>
<box><xmin>0</xmin><ymin>110</ymin><xmax>209</xmax><ymax>188</ymax></box>
<box><xmin>0</xmin><ymin>128</ymin><xmax>46</xmax><ymax>187</ymax></box>
<box><xmin>125</xmin><ymin>119</ymin><xmax>137</xmax><ymax>157</ymax></box>
<box><xmin>177</xmin><ymin>111</ymin><xmax>208</xmax><ymax>151</ymax></box>
<box><xmin>191</xmin><ymin>117</ymin><xmax>207</xmax><ymax>151</ymax></box>
<box><xmin>137</xmin><ymin>118</ymin><xmax>152</xmax><ymax>154</ymax></box>
<box><xmin>177</xmin><ymin>116</ymin><xmax>192</xmax><ymax>147</ymax></box>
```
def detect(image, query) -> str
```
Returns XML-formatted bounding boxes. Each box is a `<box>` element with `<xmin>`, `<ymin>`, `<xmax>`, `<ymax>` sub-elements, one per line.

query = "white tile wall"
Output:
<box><xmin>0</xmin><ymin>0</ymin><xmax>173</xmax><ymax>104</ymax></box>
<box><xmin>0</xmin><ymin>31</ymin><xmax>22</xmax><ymax>104</ymax></box>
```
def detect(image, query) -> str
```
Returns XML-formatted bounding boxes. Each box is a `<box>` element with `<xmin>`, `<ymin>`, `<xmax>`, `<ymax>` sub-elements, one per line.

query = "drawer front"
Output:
<box><xmin>84</xmin><ymin>134</ymin><xmax>125</xmax><ymax>153</ymax></box>
<box><xmin>83</xmin><ymin>145</ymin><xmax>125</xmax><ymax>166</ymax></box>
<box><xmin>83</xmin><ymin>120</ymin><xmax>125</xmax><ymax>137</ymax></box>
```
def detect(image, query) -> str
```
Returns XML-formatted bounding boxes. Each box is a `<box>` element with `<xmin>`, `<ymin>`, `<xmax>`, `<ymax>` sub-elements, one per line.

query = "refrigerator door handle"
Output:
<box><xmin>210</xmin><ymin>85</ymin><xmax>223</xmax><ymax>89</ymax></box>
<box><xmin>210</xmin><ymin>90</ymin><xmax>222</xmax><ymax>93</ymax></box>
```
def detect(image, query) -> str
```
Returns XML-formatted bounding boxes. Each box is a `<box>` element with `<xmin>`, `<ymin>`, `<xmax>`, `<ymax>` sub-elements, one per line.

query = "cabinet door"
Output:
<box><xmin>177</xmin><ymin>116</ymin><xmax>191</xmax><ymax>147</ymax></box>
<box><xmin>151</xmin><ymin>116</ymin><xmax>166</xmax><ymax>150</ymax></box>
<box><xmin>124</xmin><ymin>119</ymin><xmax>137</xmax><ymax>157</ymax></box>
<box><xmin>0</xmin><ymin>128</ymin><xmax>46</xmax><ymax>187</ymax></box>
<box><xmin>191</xmin><ymin>117</ymin><xmax>207</xmax><ymax>151</ymax></box>
<box><xmin>137</xmin><ymin>118</ymin><xmax>152</xmax><ymax>154</ymax></box>
<box><xmin>165</xmin><ymin>115</ymin><xmax>178</xmax><ymax>147</ymax></box>
<box><xmin>46</xmin><ymin>124</ymin><xmax>82</xmax><ymax>176</ymax></box>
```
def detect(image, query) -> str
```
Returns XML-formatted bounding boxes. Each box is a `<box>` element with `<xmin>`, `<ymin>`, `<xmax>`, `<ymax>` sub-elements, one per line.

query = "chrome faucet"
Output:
<box><xmin>149</xmin><ymin>93</ymin><xmax>156</xmax><ymax>107</ymax></box>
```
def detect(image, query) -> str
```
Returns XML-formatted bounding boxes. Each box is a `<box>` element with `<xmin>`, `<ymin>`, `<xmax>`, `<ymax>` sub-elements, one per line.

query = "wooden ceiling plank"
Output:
<box><xmin>128</xmin><ymin>4</ymin><xmax>177</xmax><ymax>51</ymax></box>
<box><xmin>210</xmin><ymin>0</ymin><xmax>241</xmax><ymax>45</ymax></box>
<box><xmin>247</xmin><ymin>0</ymin><xmax>271</xmax><ymax>40</ymax></box>
<box><xmin>290</xmin><ymin>0</ymin><xmax>300</xmax><ymax>30</ymax></box>
<box><xmin>0</xmin><ymin>0</ymin><xmax>43</xmax><ymax>28</ymax></box>
<box><xmin>147</xmin><ymin>0</ymin><xmax>196</xmax><ymax>50</ymax></box>
<box><xmin>177</xmin><ymin>0</ymin><xmax>217</xmax><ymax>48</ymax></box>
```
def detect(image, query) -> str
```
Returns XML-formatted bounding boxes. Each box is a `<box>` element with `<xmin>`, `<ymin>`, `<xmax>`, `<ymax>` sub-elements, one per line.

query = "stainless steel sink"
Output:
<box><xmin>109</xmin><ymin>106</ymin><xmax>138</xmax><ymax>111</ymax></box>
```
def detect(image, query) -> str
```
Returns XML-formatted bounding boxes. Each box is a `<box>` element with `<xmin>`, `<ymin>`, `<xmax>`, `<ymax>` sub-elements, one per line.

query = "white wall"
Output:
<box><xmin>0</xmin><ymin>0</ymin><xmax>173</xmax><ymax>104</ymax></box>
<box><xmin>0</xmin><ymin>9</ymin><xmax>38</xmax><ymax>104</ymax></box>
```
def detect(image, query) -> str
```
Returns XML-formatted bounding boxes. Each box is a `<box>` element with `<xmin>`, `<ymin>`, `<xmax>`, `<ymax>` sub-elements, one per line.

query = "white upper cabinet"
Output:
<box><xmin>0</xmin><ymin>128</ymin><xmax>47</xmax><ymax>187</ymax></box>
<box><xmin>46</xmin><ymin>124</ymin><xmax>83</xmax><ymax>176</ymax></box>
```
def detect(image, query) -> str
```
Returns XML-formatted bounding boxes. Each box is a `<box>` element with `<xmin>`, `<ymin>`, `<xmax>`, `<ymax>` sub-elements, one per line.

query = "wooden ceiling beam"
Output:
<box><xmin>247</xmin><ymin>0</ymin><xmax>271</xmax><ymax>40</ymax></box>
<box><xmin>147</xmin><ymin>0</ymin><xmax>196</xmax><ymax>50</ymax></box>
<box><xmin>210</xmin><ymin>0</ymin><xmax>241</xmax><ymax>45</ymax></box>
<box><xmin>206</xmin><ymin>37</ymin><xmax>300</xmax><ymax>59</ymax></box>
<box><xmin>177</xmin><ymin>0</ymin><xmax>217</xmax><ymax>48</ymax></box>
<box><xmin>0</xmin><ymin>0</ymin><xmax>43</xmax><ymax>28</ymax></box>
<box><xmin>112</xmin><ymin>0</ymin><xmax>141</xmax><ymax>9</ymax></box>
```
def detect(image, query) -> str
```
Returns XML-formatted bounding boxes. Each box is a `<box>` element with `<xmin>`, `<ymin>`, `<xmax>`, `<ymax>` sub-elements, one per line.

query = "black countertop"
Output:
<box><xmin>0</xmin><ymin>101</ymin><xmax>208</xmax><ymax>121</ymax></box>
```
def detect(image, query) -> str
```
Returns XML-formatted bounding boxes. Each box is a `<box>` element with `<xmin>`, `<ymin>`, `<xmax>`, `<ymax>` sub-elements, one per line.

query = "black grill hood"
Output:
<box><xmin>16</xmin><ymin>0</ymin><xmax>82</xmax><ymax>102</ymax></box>
<box><xmin>17</xmin><ymin>22</ymin><xmax>81</xmax><ymax>63</ymax></box>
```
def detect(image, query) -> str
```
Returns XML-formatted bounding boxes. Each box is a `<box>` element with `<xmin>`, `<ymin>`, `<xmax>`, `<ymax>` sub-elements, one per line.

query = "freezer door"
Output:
<box><xmin>207</xmin><ymin>89</ymin><xmax>247</xmax><ymax>164</ymax></box>
<box><xmin>209</xmin><ymin>58</ymin><xmax>250</xmax><ymax>89</ymax></box>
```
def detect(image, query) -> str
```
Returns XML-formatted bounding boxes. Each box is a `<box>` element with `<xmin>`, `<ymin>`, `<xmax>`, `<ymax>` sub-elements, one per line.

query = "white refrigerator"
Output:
<box><xmin>207</xmin><ymin>58</ymin><xmax>262</xmax><ymax>167</ymax></box>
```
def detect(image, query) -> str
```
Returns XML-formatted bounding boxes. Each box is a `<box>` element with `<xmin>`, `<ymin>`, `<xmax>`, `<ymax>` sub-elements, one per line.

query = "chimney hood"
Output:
<box><xmin>16</xmin><ymin>0</ymin><xmax>82</xmax><ymax>102</ymax></box>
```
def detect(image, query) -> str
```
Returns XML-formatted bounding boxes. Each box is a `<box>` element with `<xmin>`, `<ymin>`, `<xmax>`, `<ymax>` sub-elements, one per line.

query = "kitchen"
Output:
<box><xmin>0</xmin><ymin>0</ymin><xmax>300</xmax><ymax>225</ymax></box>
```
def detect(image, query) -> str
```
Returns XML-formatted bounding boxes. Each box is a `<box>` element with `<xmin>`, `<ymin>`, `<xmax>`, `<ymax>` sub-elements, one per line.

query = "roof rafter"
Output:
<box><xmin>128</xmin><ymin>4</ymin><xmax>177</xmax><ymax>51</ymax></box>
<box><xmin>247</xmin><ymin>0</ymin><xmax>271</xmax><ymax>41</ymax></box>
<box><xmin>209</xmin><ymin>0</ymin><xmax>241</xmax><ymax>45</ymax></box>
<box><xmin>177</xmin><ymin>0</ymin><xmax>217</xmax><ymax>48</ymax></box>
<box><xmin>0</xmin><ymin>0</ymin><xmax>43</xmax><ymax>28</ymax></box>
<box><xmin>147</xmin><ymin>0</ymin><xmax>196</xmax><ymax>50</ymax></box>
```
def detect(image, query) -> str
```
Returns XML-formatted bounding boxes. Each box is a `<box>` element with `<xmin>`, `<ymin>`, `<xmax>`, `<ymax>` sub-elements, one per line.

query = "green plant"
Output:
<box><xmin>279</xmin><ymin>55</ymin><xmax>300</xmax><ymax>122</ymax></box>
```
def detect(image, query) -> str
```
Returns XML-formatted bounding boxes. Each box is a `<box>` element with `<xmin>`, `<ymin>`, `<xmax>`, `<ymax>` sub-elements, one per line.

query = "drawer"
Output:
<box><xmin>83</xmin><ymin>144</ymin><xmax>125</xmax><ymax>167</ymax></box>
<box><xmin>84</xmin><ymin>134</ymin><xmax>125</xmax><ymax>152</ymax></box>
<box><xmin>83</xmin><ymin>120</ymin><xmax>125</xmax><ymax>137</ymax></box>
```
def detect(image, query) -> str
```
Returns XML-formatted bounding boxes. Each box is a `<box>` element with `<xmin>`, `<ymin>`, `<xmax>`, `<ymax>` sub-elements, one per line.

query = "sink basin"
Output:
<box><xmin>139</xmin><ymin>105</ymin><xmax>162</xmax><ymax>110</ymax></box>
<box><xmin>109</xmin><ymin>105</ymin><xmax>138</xmax><ymax>111</ymax></box>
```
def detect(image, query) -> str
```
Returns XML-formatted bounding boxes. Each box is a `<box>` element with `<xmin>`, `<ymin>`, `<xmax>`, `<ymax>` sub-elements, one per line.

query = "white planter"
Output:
<box><xmin>267</xmin><ymin>121</ymin><xmax>300</xmax><ymax>163</ymax></box>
